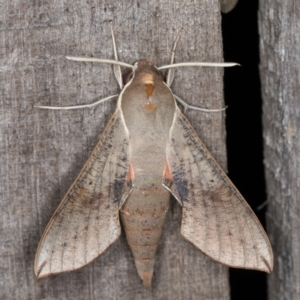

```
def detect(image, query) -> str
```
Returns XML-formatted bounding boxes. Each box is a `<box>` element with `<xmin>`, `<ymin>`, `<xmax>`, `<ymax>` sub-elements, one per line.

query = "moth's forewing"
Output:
<box><xmin>35</xmin><ymin>109</ymin><xmax>132</xmax><ymax>278</ymax></box>
<box><xmin>164</xmin><ymin>107</ymin><xmax>273</xmax><ymax>273</ymax></box>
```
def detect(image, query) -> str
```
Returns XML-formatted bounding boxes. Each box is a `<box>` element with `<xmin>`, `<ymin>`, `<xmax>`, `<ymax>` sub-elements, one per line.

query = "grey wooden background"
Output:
<box><xmin>259</xmin><ymin>0</ymin><xmax>300</xmax><ymax>299</ymax></box>
<box><xmin>0</xmin><ymin>0</ymin><xmax>230</xmax><ymax>299</ymax></box>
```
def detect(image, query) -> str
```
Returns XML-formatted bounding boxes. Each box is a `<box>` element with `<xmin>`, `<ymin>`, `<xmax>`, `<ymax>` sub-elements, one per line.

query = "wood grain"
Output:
<box><xmin>259</xmin><ymin>0</ymin><xmax>300</xmax><ymax>299</ymax></box>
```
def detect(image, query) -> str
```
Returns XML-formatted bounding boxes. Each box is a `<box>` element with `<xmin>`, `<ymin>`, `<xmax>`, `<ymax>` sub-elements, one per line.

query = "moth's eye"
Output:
<box><xmin>123</xmin><ymin>70</ymin><xmax>133</xmax><ymax>84</ymax></box>
<box><xmin>127</xmin><ymin>73</ymin><xmax>133</xmax><ymax>81</ymax></box>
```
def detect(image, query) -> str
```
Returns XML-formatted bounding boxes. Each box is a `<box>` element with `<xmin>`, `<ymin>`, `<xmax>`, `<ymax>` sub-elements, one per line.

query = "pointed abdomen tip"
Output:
<box><xmin>142</xmin><ymin>272</ymin><xmax>153</xmax><ymax>289</ymax></box>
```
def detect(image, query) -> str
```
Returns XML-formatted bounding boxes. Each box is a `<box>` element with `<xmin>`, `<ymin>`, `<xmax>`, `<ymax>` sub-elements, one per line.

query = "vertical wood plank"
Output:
<box><xmin>0</xmin><ymin>0</ymin><xmax>229</xmax><ymax>299</ymax></box>
<box><xmin>259</xmin><ymin>0</ymin><xmax>300</xmax><ymax>299</ymax></box>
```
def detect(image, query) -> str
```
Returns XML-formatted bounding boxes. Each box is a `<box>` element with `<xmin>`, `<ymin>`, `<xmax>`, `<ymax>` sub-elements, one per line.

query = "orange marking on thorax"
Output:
<box><xmin>141</xmin><ymin>74</ymin><xmax>156</xmax><ymax>111</ymax></box>
<box><xmin>145</xmin><ymin>84</ymin><xmax>154</xmax><ymax>97</ymax></box>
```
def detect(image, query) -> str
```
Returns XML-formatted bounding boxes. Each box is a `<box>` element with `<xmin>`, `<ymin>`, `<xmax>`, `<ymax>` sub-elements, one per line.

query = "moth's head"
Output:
<box><xmin>123</xmin><ymin>59</ymin><xmax>164</xmax><ymax>85</ymax></box>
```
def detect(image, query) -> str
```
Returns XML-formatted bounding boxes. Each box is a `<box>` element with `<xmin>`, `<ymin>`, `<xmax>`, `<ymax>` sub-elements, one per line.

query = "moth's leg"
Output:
<box><xmin>166</xmin><ymin>29</ymin><xmax>183</xmax><ymax>87</ymax></box>
<box><xmin>174</xmin><ymin>94</ymin><xmax>226</xmax><ymax>113</ymax></box>
<box><xmin>110</xmin><ymin>22</ymin><xmax>123</xmax><ymax>89</ymax></box>
<box><xmin>34</xmin><ymin>95</ymin><xmax>118</xmax><ymax>110</ymax></box>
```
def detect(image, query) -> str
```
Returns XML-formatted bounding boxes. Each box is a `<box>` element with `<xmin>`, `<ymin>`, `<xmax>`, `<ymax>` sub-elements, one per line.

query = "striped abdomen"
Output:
<box><xmin>120</xmin><ymin>173</ymin><xmax>170</xmax><ymax>288</ymax></box>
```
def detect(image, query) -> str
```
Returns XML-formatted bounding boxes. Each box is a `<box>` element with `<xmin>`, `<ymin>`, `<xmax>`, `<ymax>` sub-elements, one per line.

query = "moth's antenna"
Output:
<box><xmin>110</xmin><ymin>22</ymin><xmax>123</xmax><ymax>89</ymax></box>
<box><xmin>65</xmin><ymin>56</ymin><xmax>134</xmax><ymax>69</ymax></box>
<box><xmin>34</xmin><ymin>95</ymin><xmax>118</xmax><ymax>110</ymax></box>
<box><xmin>159</xmin><ymin>62</ymin><xmax>240</xmax><ymax>70</ymax></box>
<box><xmin>166</xmin><ymin>28</ymin><xmax>183</xmax><ymax>87</ymax></box>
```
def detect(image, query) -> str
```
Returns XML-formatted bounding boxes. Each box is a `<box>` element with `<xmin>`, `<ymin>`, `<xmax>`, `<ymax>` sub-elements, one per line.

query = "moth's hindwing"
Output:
<box><xmin>164</xmin><ymin>107</ymin><xmax>273</xmax><ymax>272</ymax></box>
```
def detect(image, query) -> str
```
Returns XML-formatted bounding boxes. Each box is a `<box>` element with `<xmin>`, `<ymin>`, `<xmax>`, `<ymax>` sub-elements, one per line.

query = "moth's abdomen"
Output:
<box><xmin>120</xmin><ymin>177</ymin><xmax>170</xmax><ymax>288</ymax></box>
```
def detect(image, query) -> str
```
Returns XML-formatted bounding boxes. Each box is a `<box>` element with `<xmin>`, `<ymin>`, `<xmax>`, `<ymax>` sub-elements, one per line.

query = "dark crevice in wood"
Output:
<box><xmin>222</xmin><ymin>1</ymin><xmax>268</xmax><ymax>300</ymax></box>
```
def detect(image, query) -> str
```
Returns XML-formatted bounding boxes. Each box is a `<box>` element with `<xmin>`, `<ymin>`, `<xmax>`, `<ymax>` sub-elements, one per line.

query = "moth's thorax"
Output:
<box><xmin>121</xmin><ymin>59</ymin><xmax>175</xmax><ymax>118</ymax></box>
<box><xmin>121</xmin><ymin>60</ymin><xmax>175</xmax><ymax>137</ymax></box>
<box><xmin>120</xmin><ymin>59</ymin><xmax>175</xmax><ymax>174</ymax></box>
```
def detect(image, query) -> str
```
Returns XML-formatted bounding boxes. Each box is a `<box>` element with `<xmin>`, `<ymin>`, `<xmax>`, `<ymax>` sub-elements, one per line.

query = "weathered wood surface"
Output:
<box><xmin>0</xmin><ymin>0</ymin><xmax>229</xmax><ymax>299</ymax></box>
<box><xmin>259</xmin><ymin>1</ymin><xmax>300</xmax><ymax>299</ymax></box>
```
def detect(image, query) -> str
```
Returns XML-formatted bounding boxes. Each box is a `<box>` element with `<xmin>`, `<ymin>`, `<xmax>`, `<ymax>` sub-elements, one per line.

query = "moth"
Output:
<box><xmin>35</xmin><ymin>26</ymin><xmax>273</xmax><ymax>288</ymax></box>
